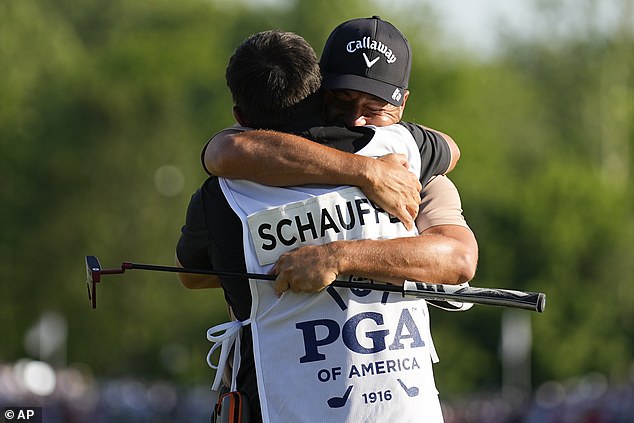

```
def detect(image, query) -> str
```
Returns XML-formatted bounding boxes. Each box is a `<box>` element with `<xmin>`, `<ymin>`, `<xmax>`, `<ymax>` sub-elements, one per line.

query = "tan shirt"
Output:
<box><xmin>417</xmin><ymin>175</ymin><xmax>469</xmax><ymax>232</ymax></box>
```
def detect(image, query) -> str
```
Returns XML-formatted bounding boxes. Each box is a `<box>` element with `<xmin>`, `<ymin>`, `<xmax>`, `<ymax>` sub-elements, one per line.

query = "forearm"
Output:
<box><xmin>178</xmin><ymin>274</ymin><xmax>221</xmax><ymax>289</ymax></box>
<box><xmin>332</xmin><ymin>227</ymin><xmax>477</xmax><ymax>285</ymax></box>
<box><xmin>205</xmin><ymin>130</ymin><xmax>373</xmax><ymax>187</ymax></box>
<box><xmin>273</xmin><ymin>225</ymin><xmax>478</xmax><ymax>295</ymax></box>
<box><xmin>175</xmin><ymin>255</ymin><xmax>221</xmax><ymax>289</ymax></box>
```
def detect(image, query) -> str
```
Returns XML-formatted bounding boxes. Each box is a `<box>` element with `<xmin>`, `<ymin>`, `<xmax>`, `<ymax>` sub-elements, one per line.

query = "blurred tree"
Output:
<box><xmin>430</xmin><ymin>0</ymin><xmax>633</xmax><ymax>395</ymax></box>
<box><xmin>0</xmin><ymin>0</ymin><xmax>239</xmax><ymax>383</ymax></box>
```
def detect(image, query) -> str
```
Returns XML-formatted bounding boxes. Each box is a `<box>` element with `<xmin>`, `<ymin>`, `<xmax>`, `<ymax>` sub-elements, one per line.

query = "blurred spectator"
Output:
<box><xmin>1</xmin><ymin>360</ymin><xmax>632</xmax><ymax>423</ymax></box>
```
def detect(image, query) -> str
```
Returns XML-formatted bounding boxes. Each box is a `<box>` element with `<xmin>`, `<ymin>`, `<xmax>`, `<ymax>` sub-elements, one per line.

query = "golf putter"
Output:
<box><xmin>85</xmin><ymin>255</ymin><xmax>132</xmax><ymax>309</ymax></box>
<box><xmin>85</xmin><ymin>256</ymin><xmax>546</xmax><ymax>312</ymax></box>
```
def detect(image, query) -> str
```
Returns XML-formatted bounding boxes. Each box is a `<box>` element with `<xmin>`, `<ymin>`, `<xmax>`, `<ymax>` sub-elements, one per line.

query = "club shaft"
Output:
<box><xmin>129</xmin><ymin>263</ymin><xmax>402</xmax><ymax>292</ymax></box>
<box><xmin>127</xmin><ymin>262</ymin><xmax>277</xmax><ymax>281</ymax></box>
<box><xmin>115</xmin><ymin>261</ymin><xmax>545</xmax><ymax>312</ymax></box>
<box><xmin>91</xmin><ymin>257</ymin><xmax>404</xmax><ymax>290</ymax></box>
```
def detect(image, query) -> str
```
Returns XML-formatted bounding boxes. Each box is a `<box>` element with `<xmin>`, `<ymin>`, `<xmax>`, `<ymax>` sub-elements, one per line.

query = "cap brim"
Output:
<box><xmin>321</xmin><ymin>73</ymin><xmax>405</xmax><ymax>106</ymax></box>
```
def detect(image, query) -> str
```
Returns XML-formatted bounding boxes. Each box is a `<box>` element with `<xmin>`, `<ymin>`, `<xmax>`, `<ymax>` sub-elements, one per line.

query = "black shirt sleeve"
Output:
<box><xmin>297</xmin><ymin>124</ymin><xmax>374</xmax><ymax>152</ymax></box>
<box><xmin>176</xmin><ymin>177</ymin><xmax>252</xmax><ymax>321</ymax></box>
<box><xmin>176</xmin><ymin>187</ymin><xmax>212</xmax><ymax>270</ymax></box>
<box><xmin>398</xmin><ymin>121</ymin><xmax>451</xmax><ymax>186</ymax></box>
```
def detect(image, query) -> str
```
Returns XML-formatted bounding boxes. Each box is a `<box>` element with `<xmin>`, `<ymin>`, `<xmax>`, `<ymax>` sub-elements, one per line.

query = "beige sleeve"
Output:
<box><xmin>416</xmin><ymin>175</ymin><xmax>469</xmax><ymax>232</ymax></box>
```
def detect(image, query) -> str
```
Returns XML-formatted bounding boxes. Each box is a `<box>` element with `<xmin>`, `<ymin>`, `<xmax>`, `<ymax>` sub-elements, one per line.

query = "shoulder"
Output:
<box><xmin>303</xmin><ymin>125</ymin><xmax>374</xmax><ymax>150</ymax></box>
<box><xmin>398</xmin><ymin>121</ymin><xmax>449</xmax><ymax>149</ymax></box>
<box><xmin>369</xmin><ymin>123</ymin><xmax>418</xmax><ymax>145</ymax></box>
<box><xmin>201</xmin><ymin>125</ymin><xmax>250</xmax><ymax>174</ymax></box>
<box><xmin>397</xmin><ymin>122</ymin><xmax>424</xmax><ymax>148</ymax></box>
<box><xmin>207</xmin><ymin>124</ymin><xmax>251</xmax><ymax>143</ymax></box>
<box><xmin>185</xmin><ymin>177</ymin><xmax>219</xmax><ymax>216</ymax></box>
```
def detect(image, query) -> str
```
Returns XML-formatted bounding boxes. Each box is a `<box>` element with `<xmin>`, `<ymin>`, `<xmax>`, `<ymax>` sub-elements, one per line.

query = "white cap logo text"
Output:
<box><xmin>347</xmin><ymin>37</ymin><xmax>397</xmax><ymax>64</ymax></box>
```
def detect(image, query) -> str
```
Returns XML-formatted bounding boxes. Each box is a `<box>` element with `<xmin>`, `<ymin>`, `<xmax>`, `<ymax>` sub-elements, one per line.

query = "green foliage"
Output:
<box><xmin>0</xmin><ymin>0</ymin><xmax>632</xmax><ymax>397</ymax></box>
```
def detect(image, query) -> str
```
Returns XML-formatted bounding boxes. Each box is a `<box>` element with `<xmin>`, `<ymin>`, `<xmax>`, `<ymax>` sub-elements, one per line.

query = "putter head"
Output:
<box><xmin>85</xmin><ymin>255</ymin><xmax>102</xmax><ymax>309</ymax></box>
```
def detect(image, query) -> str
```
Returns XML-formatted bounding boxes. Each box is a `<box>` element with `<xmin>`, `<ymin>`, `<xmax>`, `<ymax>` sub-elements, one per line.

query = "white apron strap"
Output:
<box><xmin>206</xmin><ymin>319</ymin><xmax>251</xmax><ymax>391</ymax></box>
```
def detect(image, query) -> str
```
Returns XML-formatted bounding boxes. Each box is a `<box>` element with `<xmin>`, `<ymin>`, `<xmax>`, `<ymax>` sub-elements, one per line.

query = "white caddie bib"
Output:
<box><xmin>217</xmin><ymin>125</ymin><xmax>443</xmax><ymax>423</ymax></box>
<box><xmin>247</xmin><ymin>186</ymin><xmax>412</xmax><ymax>266</ymax></box>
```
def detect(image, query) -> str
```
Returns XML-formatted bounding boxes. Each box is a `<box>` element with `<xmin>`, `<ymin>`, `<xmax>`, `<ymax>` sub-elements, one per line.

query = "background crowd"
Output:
<box><xmin>1</xmin><ymin>360</ymin><xmax>633</xmax><ymax>422</ymax></box>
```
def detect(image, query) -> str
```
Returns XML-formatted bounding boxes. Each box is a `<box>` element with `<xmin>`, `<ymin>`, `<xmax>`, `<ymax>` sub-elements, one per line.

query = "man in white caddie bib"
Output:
<box><xmin>219</xmin><ymin>145</ymin><xmax>442</xmax><ymax>422</ymax></box>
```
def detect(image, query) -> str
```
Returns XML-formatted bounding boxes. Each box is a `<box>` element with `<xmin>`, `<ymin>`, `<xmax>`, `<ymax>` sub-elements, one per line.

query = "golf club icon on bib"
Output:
<box><xmin>397</xmin><ymin>378</ymin><xmax>419</xmax><ymax>397</ymax></box>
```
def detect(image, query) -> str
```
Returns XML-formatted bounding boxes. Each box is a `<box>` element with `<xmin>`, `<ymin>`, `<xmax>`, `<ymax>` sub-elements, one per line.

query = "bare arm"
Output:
<box><xmin>206</xmin><ymin>127</ymin><xmax>459</xmax><ymax>179</ymax></box>
<box><xmin>205</xmin><ymin>130</ymin><xmax>422</xmax><ymax>230</ymax></box>
<box><xmin>206</xmin><ymin>129</ymin><xmax>361</xmax><ymax>185</ymax></box>
<box><xmin>272</xmin><ymin>225</ymin><xmax>477</xmax><ymax>295</ymax></box>
<box><xmin>175</xmin><ymin>255</ymin><xmax>221</xmax><ymax>289</ymax></box>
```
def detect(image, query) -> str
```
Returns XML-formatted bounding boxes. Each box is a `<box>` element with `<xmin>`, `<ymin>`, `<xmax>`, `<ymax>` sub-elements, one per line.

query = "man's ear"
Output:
<box><xmin>397</xmin><ymin>90</ymin><xmax>410</xmax><ymax>120</ymax></box>
<box><xmin>401</xmin><ymin>90</ymin><xmax>410</xmax><ymax>108</ymax></box>
<box><xmin>232</xmin><ymin>106</ymin><xmax>250</xmax><ymax>126</ymax></box>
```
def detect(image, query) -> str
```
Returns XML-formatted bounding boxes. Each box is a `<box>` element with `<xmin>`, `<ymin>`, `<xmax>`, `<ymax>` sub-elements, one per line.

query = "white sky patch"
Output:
<box><xmin>230</xmin><ymin>0</ymin><xmax>630</xmax><ymax>58</ymax></box>
<box><xmin>378</xmin><ymin>0</ymin><xmax>629</xmax><ymax>57</ymax></box>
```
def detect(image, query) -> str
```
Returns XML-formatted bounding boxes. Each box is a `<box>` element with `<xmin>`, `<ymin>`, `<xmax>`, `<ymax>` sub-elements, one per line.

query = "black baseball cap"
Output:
<box><xmin>320</xmin><ymin>16</ymin><xmax>411</xmax><ymax>106</ymax></box>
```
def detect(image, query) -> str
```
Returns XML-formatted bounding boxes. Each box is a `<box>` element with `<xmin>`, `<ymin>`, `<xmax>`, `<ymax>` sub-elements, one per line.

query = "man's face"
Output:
<box><xmin>323</xmin><ymin>89</ymin><xmax>408</xmax><ymax>127</ymax></box>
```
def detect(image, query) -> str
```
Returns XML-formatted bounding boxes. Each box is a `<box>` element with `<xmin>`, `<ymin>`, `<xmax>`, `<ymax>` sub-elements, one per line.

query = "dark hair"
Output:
<box><xmin>226</xmin><ymin>30</ymin><xmax>322</xmax><ymax>129</ymax></box>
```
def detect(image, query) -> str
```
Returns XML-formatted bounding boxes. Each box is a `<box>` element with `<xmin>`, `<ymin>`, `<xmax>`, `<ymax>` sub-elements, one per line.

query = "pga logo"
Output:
<box><xmin>296</xmin><ymin>308</ymin><xmax>425</xmax><ymax>363</ymax></box>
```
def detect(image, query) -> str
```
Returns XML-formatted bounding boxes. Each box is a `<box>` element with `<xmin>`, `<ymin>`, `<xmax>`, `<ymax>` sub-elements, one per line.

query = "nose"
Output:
<box><xmin>346</xmin><ymin>115</ymin><xmax>367</xmax><ymax>127</ymax></box>
<box><xmin>345</xmin><ymin>105</ymin><xmax>367</xmax><ymax>127</ymax></box>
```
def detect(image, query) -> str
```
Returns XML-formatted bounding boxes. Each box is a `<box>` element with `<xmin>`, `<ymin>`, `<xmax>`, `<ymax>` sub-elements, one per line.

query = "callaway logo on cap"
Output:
<box><xmin>320</xmin><ymin>16</ymin><xmax>412</xmax><ymax>106</ymax></box>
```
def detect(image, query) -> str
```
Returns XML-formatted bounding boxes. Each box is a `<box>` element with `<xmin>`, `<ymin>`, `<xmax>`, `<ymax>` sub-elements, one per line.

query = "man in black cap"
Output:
<box><xmin>320</xmin><ymin>15</ymin><xmax>411</xmax><ymax>108</ymax></box>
